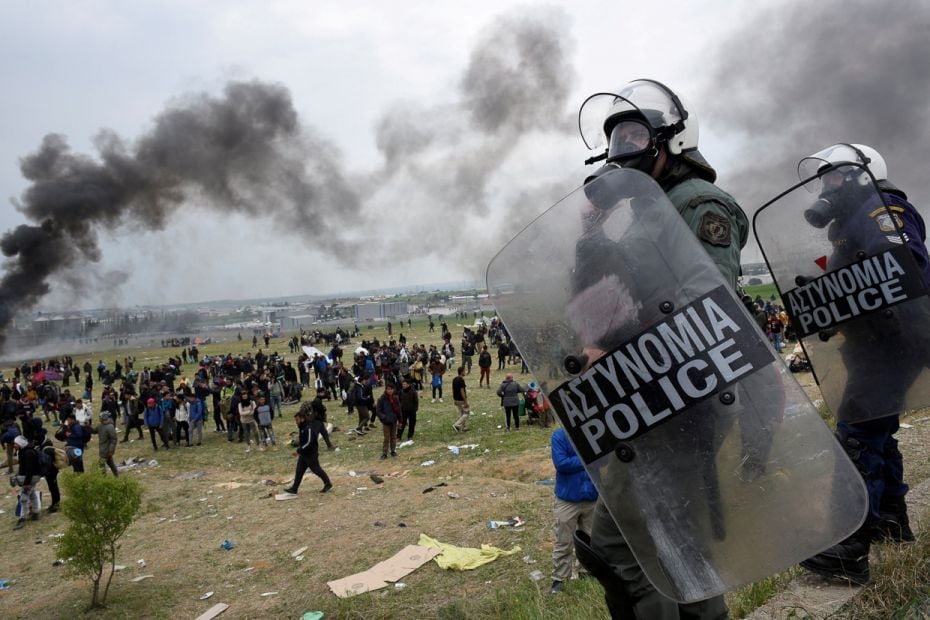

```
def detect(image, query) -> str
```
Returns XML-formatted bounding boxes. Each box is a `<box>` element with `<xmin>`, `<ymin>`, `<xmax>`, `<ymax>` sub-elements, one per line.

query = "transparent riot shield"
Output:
<box><xmin>754</xmin><ymin>163</ymin><xmax>930</xmax><ymax>424</ymax></box>
<box><xmin>487</xmin><ymin>167</ymin><xmax>867</xmax><ymax>602</ymax></box>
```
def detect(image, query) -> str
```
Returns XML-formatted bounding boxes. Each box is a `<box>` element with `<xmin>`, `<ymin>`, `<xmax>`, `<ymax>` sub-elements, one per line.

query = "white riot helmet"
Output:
<box><xmin>799</xmin><ymin>143</ymin><xmax>888</xmax><ymax>228</ymax></box>
<box><xmin>798</xmin><ymin>143</ymin><xmax>887</xmax><ymax>194</ymax></box>
<box><xmin>579</xmin><ymin>80</ymin><xmax>698</xmax><ymax>159</ymax></box>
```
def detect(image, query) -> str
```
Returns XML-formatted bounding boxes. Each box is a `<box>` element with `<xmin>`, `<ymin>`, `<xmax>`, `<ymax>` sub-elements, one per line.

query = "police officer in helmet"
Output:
<box><xmin>574</xmin><ymin>79</ymin><xmax>747</xmax><ymax>619</ymax></box>
<box><xmin>797</xmin><ymin>144</ymin><xmax>924</xmax><ymax>584</ymax></box>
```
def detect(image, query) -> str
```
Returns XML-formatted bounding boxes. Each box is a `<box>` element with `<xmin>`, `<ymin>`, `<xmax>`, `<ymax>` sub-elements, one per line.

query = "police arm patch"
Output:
<box><xmin>698</xmin><ymin>211</ymin><xmax>731</xmax><ymax>247</ymax></box>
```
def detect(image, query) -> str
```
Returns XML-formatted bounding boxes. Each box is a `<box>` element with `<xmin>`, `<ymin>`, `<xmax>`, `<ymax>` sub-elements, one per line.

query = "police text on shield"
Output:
<box><xmin>785</xmin><ymin>245</ymin><xmax>926</xmax><ymax>340</ymax></box>
<box><xmin>550</xmin><ymin>286</ymin><xmax>770</xmax><ymax>465</ymax></box>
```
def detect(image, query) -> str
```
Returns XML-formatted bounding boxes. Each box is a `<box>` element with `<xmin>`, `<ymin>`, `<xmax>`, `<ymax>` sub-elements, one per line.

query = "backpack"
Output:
<box><xmin>53</xmin><ymin>447</ymin><xmax>69</xmax><ymax>470</ymax></box>
<box><xmin>36</xmin><ymin>446</ymin><xmax>53</xmax><ymax>473</ymax></box>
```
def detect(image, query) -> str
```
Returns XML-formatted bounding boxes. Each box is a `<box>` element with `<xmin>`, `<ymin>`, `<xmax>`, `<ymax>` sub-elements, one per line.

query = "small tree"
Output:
<box><xmin>58</xmin><ymin>470</ymin><xmax>144</xmax><ymax>609</ymax></box>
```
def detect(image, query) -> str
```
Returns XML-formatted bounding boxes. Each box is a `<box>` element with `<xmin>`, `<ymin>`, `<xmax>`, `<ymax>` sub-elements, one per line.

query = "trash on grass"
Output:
<box><xmin>447</xmin><ymin>492</ymin><xmax>460</xmax><ymax>499</ymax></box>
<box><xmin>194</xmin><ymin>603</ymin><xmax>229</xmax><ymax>620</ymax></box>
<box><xmin>398</xmin><ymin>440</ymin><xmax>414</xmax><ymax>448</ymax></box>
<box><xmin>529</xmin><ymin>570</ymin><xmax>544</xmax><ymax>581</ymax></box>
<box><xmin>221</xmin><ymin>540</ymin><xmax>235</xmax><ymax>550</ymax></box>
<box><xmin>488</xmin><ymin>517</ymin><xmax>526</xmax><ymax>529</ymax></box>
<box><xmin>534</xmin><ymin>479</ymin><xmax>555</xmax><ymax>486</ymax></box>
<box><xmin>131</xmin><ymin>574</ymin><xmax>154</xmax><ymax>582</ymax></box>
<box><xmin>200</xmin><ymin>591</ymin><xmax>214</xmax><ymax>600</ymax></box>
<box><xmin>260</xmin><ymin>591</ymin><xmax>278</xmax><ymax>597</ymax></box>
<box><xmin>327</xmin><ymin>544</ymin><xmax>440</xmax><ymax>598</ymax></box>
<box><xmin>137</xmin><ymin>559</ymin><xmax>147</xmax><ymax>567</ymax></box>
<box><xmin>522</xmin><ymin>555</ymin><xmax>537</xmax><ymax>564</ymax></box>
<box><xmin>418</xmin><ymin>533</ymin><xmax>521</xmax><ymax>571</ymax></box>
<box><xmin>420</xmin><ymin>460</ymin><xmax>435</xmax><ymax>467</ymax></box>
<box><xmin>422</xmin><ymin>482</ymin><xmax>447</xmax><ymax>494</ymax></box>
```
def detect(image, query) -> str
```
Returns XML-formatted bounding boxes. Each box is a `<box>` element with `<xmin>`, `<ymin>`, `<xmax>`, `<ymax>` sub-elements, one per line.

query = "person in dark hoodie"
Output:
<box><xmin>397</xmin><ymin>378</ymin><xmax>419</xmax><ymax>440</ymax></box>
<box><xmin>12</xmin><ymin>435</ymin><xmax>42</xmax><ymax>529</ymax></box>
<box><xmin>281</xmin><ymin>409</ymin><xmax>332</xmax><ymax>495</ymax></box>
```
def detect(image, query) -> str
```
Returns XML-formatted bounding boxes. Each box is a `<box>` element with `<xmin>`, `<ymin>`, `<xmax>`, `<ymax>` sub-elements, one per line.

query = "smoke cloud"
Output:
<box><xmin>0</xmin><ymin>8</ymin><xmax>578</xmax><ymax>352</ymax></box>
<box><xmin>703</xmin><ymin>0</ymin><xmax>930</xmax><ymax>216</ymax></box>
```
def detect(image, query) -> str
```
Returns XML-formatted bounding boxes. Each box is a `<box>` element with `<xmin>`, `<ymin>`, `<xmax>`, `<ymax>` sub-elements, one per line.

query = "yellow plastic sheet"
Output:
<box><xmin>418</xmin><ymin>533</ymin><xmax>521</xmax><ymax>571</ymax></box>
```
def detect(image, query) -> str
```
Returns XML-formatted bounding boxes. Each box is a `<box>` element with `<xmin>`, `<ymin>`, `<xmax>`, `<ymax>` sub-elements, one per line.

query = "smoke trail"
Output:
<box><xmin>0</xmin><ymin>81</ymin><xmax>362</xmax><ymax>349</ymax></box>
<box><xmin>368</xmin><ymin>6</ymin><xmax>577</xmax><ymax>272</ymax></box>
<box><xmin>0</xmin><ymin>9</ymin><xmax>579</xmax><ymax>352</ymax></box>
<box><xmin>703</xmin><ymin>0</ymin><xmax>930</xmax><ymax>214</ymax></box>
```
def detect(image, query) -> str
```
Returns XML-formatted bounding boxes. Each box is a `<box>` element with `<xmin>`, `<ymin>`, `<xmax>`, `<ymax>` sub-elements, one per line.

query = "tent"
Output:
<box><xmin>301</xmin><ymin>346</ymin><xmax>333</xmax><ymax>365</ymax></box>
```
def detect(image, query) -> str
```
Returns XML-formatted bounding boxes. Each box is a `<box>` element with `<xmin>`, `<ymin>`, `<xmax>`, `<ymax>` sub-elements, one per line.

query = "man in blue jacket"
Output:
<box><xmin>143</xmin><ymin>397</ymin><xmax>168</xmax><ymax>451</ymax></box>
<box><xmin>550</xmin><ymin>427</ymin><xmax>598</xmax><ymax>594</ymax></box>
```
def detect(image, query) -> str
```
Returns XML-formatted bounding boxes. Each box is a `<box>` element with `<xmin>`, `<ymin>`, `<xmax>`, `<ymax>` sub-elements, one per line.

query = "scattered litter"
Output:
<box><xmin>529</xmin><ymin>570</ymin><xmax>545</xmax><ymax>581</ymax></box>
<box><xmin>147</xmin><ymin>459</ymin><xmax>159</xmax><ymax>467</ymax></box>
<box><xmin>157</xmin><ymin>517</ymin><xmax>168</xmax><ymax>524</ymax></box>
<box><xmin>199</xmin><ymin>591</ymin><xmax>214</xmax><ymax>600</ymax></box>
<box><xmin>173</xmin><ymin>471</ymin><xmax>206</xmax><ymax>480</ymax></box>
<box><xmin>447</xmin><ymin>492</ymin><xmax>460</xmax><ymax>499</ymax></box>
<box><xmin>419</xmin><ymin>533</ymin><xmax>521</xmax><ymax>571</ymax></box>
<box><xmin>275</xmin><ymin>493</ymin><xmax>299</xmax><ymax>501</ymax></box>
<box><xmin>449</xmin><ymin>446</ymin><xmax>459</xmax><ymax>455</ymax></box>
<box><xmin>260</xmin><ymin>591</ymin><xmax>278</xmax><ymax>597</ymax></box>
<box><xmin>295</xmin><ymin>555</ymin><xmax>305</xmax><ymax>562</ymax></box>
<box><xmin>194</xmin><ymin>603</ymin><xmax>229</xmax><ymax>620</ymax></box>
<box><xmin>243</xmin><ymin>567</ymin><xmax>255</xmax><ymax>572</ymax></box>
<box><xmin>398</xmin><ymin>522</ymin><xmax>407</xmax><ymax>528</ymax></box>
<box><xmin>34</xmin><ymin>539</ymin><xmax>45</xmax><ymax>544</ymax></box>
<box><xmin>355</xmin><ymin>487</ymin><xmax>369</xmax><ymax>492</ymax></box>
<box><xmin>489</xmin><ymin>517</ymin><xmax>526</xmax><ymax>529</ymax></box>
<box><xmin>398</xmin><ymin>440</ymin><xmax>414</xmax><ymax>448</ymax></box>
<box><xmin>394</xmin><ymin>582</ymin><xmax>407</xmax><ymax>590</ymax></box>
<box><xmin>258</xmin><ymin>479</ymin><xmax>278</xmax><ymax>486</ymax></box>
<box><xmin>420</xmin><ymin>460</ymin><xmax>435</xmax><ymax>467</ymax></box>
<box><xmin>369</xmin><ymin>474</ymin><xmax>384</xmax><ymax>485</ymax></box>
<box><xmin>522</xmin><ymin>556</ymin><xmax>537</xmax><ymax>565</ymax></box>
<box><xmin>302</xmin><ymin>613</ymin><xmax>324</xmax><ymax>620</ymax></box>
<box><xmin>215</xmin><ymin>482</ymin><xmax>247</xmax><ymax>489</ymax></box>
<box><xmin>373</xmin><ymin>521</ymin><xmax>385</xmax><ymax>527</ymax></box>
<box><xmin>327</xmin><ymin>544</ymin><xmax>440</xmax><ymax>598</ymax></box>
<box><xmin>137</xmin><ymin>559</ymin><xmax>147</xmax><ymax>567</ymax></box>
<box><xmin>131</xmin><ymin>574</ymin><xmax>154</xmax><ymax>582</ymax></box>
<box><xmin>114</xmin><ymin>565</ymin><xmax>127</xmax><ymax>571</ymax></box>
<box><xmin>497</xmin><ymin>425</ymin><xmax>503</xmax><ymax>429</ymax></box>
<box><xmin>292</xmin><ymin>546</ymin><xmax>309</xmax><ymax>558</ymax></box>
<box><xmin>47</xmin><ymin>533</ymin><xmax>64</xmax><ymax>539</ymax></box>
<box><xmin>534</xmin><ymin>479</ymin><xmax>555</xmax><ymax>486</ymax></box>
<box><xmin>348</xmin><ymin>470</ymin><xmax>357</xmax><ymax>477</ymax></box>
<box><xmin>900</xmin><ymin>423</ymin><xmax>913</xmax><ymax>429</ymax></box>
<box><xmin>199</xmin><ymin>497</ymin><xmax>208</xmax><ymax>502</ymax></box>
<box><xmin>0</xmin><ymin>579</ymin><xmax>12</xmax><ymax>589</ymax></box>
<box><xmin>422</xmin><ymin>482</ymin><xmax>447</xmax><ymax>494</ymax></box>
<box><xmin>52</xmin><ymin>559</ymin><xmax>66</xmax><ymax>566</ymax></box>
<box><xmin>221</xmin><ymin>540</ymin><xmax>236</xmax><ymax>550</ymax></box>
<box><xmin>226</xmin><ymin>516</ymin><xmax>234</xmax><ymax>520</ymax></box>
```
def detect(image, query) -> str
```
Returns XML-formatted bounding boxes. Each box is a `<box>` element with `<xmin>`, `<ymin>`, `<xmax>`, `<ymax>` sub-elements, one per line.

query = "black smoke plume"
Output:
<box><xmin>704</xmin><ymin>0</ymin><xmax>930</xmax><ymax>216</ymax></box>
<box><xmin>0</xmin><ymin>8</ymin><xmax>578</xmax><ymax>353</ymax></box>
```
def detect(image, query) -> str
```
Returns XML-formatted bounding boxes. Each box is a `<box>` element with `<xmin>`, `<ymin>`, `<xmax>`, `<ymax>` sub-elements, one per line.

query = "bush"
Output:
<box><xmin>58</xmin><ymin>470</ymin><xmax>144</xmax><ymax>609</ymax></box>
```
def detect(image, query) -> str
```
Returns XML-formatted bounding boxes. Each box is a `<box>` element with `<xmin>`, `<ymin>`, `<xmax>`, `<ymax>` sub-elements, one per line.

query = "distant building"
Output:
<box><xmin>355</xmin><ymin>302</ymin><xmax>408</xmax><ymax>320</ymax></box>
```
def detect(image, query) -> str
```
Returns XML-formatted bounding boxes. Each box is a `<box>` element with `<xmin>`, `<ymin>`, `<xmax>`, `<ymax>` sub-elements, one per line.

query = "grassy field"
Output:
<box><xmin>0</xmin><ymin>318</ymin><xmax>927</xmax><ymax>618</ymax></box>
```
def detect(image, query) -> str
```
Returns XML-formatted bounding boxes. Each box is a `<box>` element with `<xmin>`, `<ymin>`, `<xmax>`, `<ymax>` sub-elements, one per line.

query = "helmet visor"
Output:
<box><xmin>607</xmin><ymin>119</ymin><xmax>654</xmax><ymax>159</ymax></box>
<box><xmin>798</xmin><ymin>144</ymin><xmax>863</xmax><ymax>192</ymax></box>
<box><xmin>578</xmin><ymin>80</ymin><xmax>685</xmax><ymax>151</ymax></box>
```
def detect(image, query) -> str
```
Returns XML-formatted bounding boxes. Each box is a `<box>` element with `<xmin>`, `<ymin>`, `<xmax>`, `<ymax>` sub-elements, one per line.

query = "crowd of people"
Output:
<box><xmin>1</xmin><ymin>315</ymin><xmax>559</xmax><ymax>525</ymax></box>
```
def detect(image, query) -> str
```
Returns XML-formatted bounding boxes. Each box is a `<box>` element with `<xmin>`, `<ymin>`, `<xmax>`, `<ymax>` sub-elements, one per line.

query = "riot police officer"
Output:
<box><xmin>573</xmin><ymin>79</ymin><xmax>747</xmax><ymax>619</ymax></box>
<box><xmin>795</xmin><ymin>144</ymin><xmax>923</xmax><ymax>584</ymax></box>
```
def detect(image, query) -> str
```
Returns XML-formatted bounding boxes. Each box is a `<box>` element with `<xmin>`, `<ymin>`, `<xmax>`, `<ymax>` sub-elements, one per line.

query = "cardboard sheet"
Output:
<box><xmin>326</xmin><ymin>544</ymin><xmax>439</xmax><ymax>598</ymax></box>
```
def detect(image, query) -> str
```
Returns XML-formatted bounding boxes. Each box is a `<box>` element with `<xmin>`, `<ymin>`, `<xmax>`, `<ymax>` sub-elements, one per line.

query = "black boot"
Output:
<box><xmin>872</xmin><ymin>495</ymin><xmax>915</xmax><ymax>543</ymax></box>
<box><xmin>800</xmin><ymin>530</ymin><xmax>870</xmax><ymax>585</ymax></box>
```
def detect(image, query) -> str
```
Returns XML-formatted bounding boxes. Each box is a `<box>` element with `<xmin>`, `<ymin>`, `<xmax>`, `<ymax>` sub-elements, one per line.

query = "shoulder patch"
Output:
<box><xmin>871</xmin><ymin>210</ymin><xmax>904</xmax><ymax>232</ymax></box>
<box><xmin>698</xmin><ymin>211</ymin><xmax>731</xmax><ymax>247</ymax></box>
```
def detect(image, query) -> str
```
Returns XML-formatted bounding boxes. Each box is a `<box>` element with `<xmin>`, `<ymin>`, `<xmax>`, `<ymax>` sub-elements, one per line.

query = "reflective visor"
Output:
<box><xmin>607</xmin><ymin>119</ymin><xmax>653</xmax><ymax>159</ymax></box>
<box><xmin>798</xmin><ymin>144</ymin><xmax>863</xmax><ymax>193</ymax></box>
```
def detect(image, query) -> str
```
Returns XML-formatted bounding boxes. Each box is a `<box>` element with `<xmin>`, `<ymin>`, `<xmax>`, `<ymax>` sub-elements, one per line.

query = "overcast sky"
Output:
<box><xmin>1</xmin><ymin>0</ymin><xmax>928</xmax><ymax>312</ymax></box>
